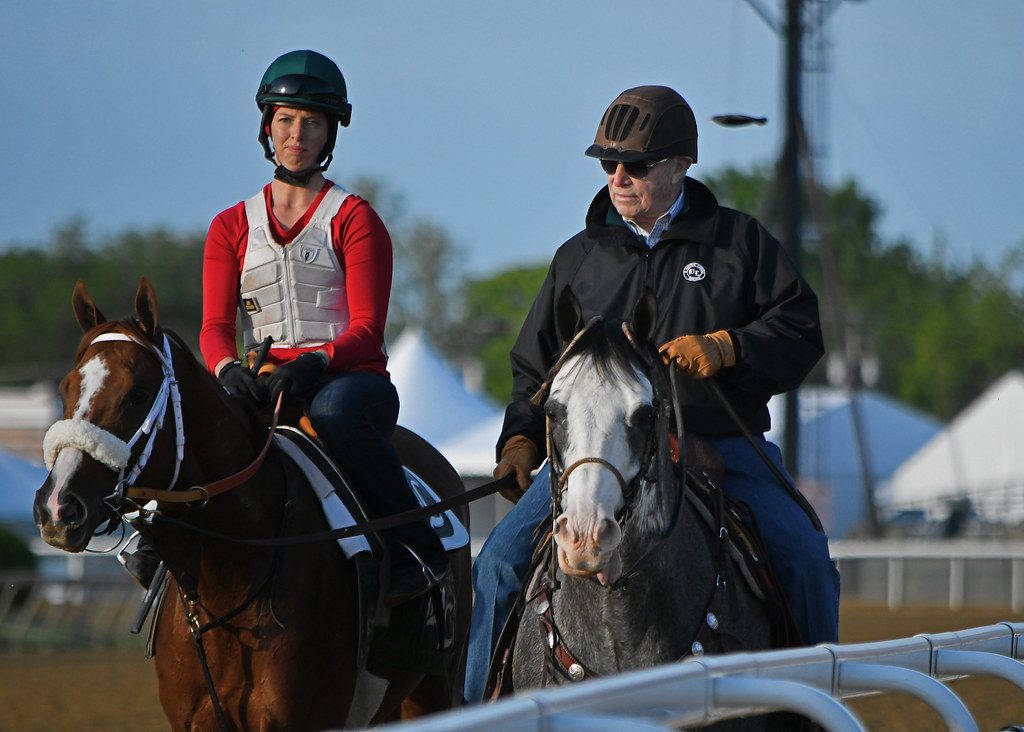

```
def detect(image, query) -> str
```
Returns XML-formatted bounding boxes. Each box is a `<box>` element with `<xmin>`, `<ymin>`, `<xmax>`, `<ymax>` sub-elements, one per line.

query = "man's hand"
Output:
<box><xmin>493</xmin><ymin>435</ymin><xmax>539</xmax><ymax>503</ymax></box>
<box><xmin>659</xmin><ymin>330</ymin><xmax>736</xmax><ymax>379</ymax></box>
<box><xmin>264</xmin><ymin>351</ymin><xmax>328</xmax><ymax>398</ymax></box>
<box><xmin>218</xmin><ymin>360</ymin><xmax>272</xmax><ymax>405</ymax></box>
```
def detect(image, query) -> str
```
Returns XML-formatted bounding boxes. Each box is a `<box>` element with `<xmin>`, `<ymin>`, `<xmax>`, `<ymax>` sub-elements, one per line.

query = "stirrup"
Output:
<box><xmin>383</xmin><ymin>542</ymin><xmax>445</xmax><ymax>606</ymax></box>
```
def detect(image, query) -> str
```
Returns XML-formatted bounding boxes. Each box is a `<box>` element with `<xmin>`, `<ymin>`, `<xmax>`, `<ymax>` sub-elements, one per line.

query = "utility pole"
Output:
<box><xmin>780</xmin><ymin>0</ymin><xmax>803</xmax><ymax>472</ymax></box>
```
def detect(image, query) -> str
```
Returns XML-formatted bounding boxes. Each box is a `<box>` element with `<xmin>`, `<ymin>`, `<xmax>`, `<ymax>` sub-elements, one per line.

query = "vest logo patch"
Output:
<box><xmin>242</xmin><ymin>297</ymin><xmax>262</xmax><ymax>314</ymax></box>
<box><xmin>682</xmin><ymin>262</ymin><xmax>706</xmax><ymax>282</ymax></box>
<box><xmin>299</xmin><ymin>246</ymin><xmax>320</xmax><ymax>264</ymax></box>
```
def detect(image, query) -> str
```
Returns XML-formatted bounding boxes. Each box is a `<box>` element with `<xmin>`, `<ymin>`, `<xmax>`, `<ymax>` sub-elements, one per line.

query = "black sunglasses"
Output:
<box><xmin>600</xmin><ymin>157</ymin><xmax>670</xmax><ymax>179</ymax></box>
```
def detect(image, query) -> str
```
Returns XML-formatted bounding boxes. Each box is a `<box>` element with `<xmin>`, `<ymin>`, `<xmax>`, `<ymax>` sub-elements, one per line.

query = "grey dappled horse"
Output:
<box><xmin>511</xmin><ymin>289</ymin><xmax>773</xmax><ymax>726</ymax></box>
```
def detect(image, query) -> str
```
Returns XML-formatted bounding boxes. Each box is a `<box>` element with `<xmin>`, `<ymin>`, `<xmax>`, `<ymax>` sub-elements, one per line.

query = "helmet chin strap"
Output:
<box><xmin>272</xmin><ymin>153</ymin><xmax>333</xmax><ymax>186</ymax></box>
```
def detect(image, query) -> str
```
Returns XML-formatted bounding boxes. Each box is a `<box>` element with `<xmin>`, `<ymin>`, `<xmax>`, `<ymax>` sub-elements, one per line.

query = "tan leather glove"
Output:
<box><xmin>659</xmin><ymin>330</ymin><xmax>736</xmax><ymax>379</ymax></box>
<box><xmin>493</xmin><ymin>435</ymin><xmax>539</xmax><ymax>504</ymax></box>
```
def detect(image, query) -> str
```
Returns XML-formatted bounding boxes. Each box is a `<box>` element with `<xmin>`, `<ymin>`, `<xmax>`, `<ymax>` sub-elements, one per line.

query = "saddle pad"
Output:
<box><xmin>274</xmin><ymin>426</ymin><xmax>469</xmax><ymax>555</ymax></box>
<box><xmin>274</xmin><ymin>432</ymin><xmax>373</xmax><ymax>558</ymax></box>
<box><xmin>403</xmin><ymin>467</ymin><xmax>469</xmax><ymax>552</ymax></box>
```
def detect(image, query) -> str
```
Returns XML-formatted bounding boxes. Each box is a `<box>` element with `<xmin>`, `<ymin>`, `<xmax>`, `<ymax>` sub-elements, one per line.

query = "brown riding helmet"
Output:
<box><xmin>585</xmin><ymin>85</ymin><xmax>698</xmax><ymax>163</ymax></box>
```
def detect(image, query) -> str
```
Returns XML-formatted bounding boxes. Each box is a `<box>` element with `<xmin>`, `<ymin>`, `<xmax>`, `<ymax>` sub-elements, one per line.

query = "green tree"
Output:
<box><xmin>347</xmin><ymin>175</ymin><xmax>464</xmax><ymax>354</ymax></box>
<box><xmin>705</xmin><ymin>166</ymin><xmax>1024</xmax><ymax>420</ymax></box>
<box><xmin>456</xmin><ymin>265</ymin><xmax>549</xmax><ymax>403</ymax></box>
<box><xmin>0</xmin><ymin>524</ymin><xmax>37</xmax><ymax>572</ymax></box>
<box><xmin>0</xmin><ymin>221</ymin><xmax>203</xmax><ymax>383</ymax></box>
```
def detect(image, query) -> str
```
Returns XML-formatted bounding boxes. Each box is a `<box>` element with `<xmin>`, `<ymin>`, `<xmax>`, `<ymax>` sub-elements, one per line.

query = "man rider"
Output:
<box><xmin>464</xmin><ymin>85</ymin><xmax>840</xmax><ymax>703</ymax></box>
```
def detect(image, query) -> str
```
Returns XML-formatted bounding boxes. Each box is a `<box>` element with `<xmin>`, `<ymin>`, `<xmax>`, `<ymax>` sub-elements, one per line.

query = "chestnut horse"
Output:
<box><xmin>33</xmin><ymin>279</ymin><xmax>470</xmax><ymax>730</ymax></box>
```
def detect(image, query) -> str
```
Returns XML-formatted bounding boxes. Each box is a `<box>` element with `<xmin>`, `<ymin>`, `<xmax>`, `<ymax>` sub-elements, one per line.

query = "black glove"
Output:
<box><xmin>265</xmin><ymin>352</ymin><xmax>328</xmax><ymax>398</ymax></box>
<box><xmin>218</xmin><ymin>360</ymin><xmax>271</xmax><ymax>405</ymax></box>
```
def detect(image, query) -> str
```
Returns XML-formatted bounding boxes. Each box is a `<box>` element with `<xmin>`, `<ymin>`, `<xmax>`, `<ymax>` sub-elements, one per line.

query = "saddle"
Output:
<box><xmin>274</xmin><ymin>416</ymin><xmax>465</xmax><ymax>675</ymax></box>
<box><xmin>483</xmin><ymin>447</ymin><xmax>800</xmax><ymax>700</ymax></box>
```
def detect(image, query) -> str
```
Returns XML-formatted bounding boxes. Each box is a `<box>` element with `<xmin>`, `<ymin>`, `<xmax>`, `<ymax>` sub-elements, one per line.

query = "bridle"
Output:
<box><xmin>44</xmin><ymin>325</ymin><xmax>283</xmax><ymax>525</ymax></box>
<box><xmin>43</xmin><ymin>326</ymin><xmax>185</xmax><ymax>530</ymax></box>
<box><xmin>555</xmin><ymin>457</ymin><xmax>627</xmax><ymax>498</ymax></box>
<box><xmin>537</xmin><ymin>319</ymin><xmax>681</xmax><ymax>589</ymax></box>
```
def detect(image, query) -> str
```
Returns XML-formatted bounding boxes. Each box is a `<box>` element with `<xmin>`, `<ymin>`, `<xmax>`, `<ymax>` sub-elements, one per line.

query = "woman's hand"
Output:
<box><xmin>218</xmin><ymin>360</ymin><xmax>272</xmax><ymax>405</ymax></box>
<box><xmin>264</xmin><ymin>351</ymin><xmax>328</xmax><ymax>398</ymax></box>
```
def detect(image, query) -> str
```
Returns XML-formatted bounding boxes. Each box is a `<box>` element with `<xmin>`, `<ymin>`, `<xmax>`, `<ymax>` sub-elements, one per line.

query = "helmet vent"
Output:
<box><xmin>604</xmin><ymin>104</ymin><xmax>640</xmax><ymax>143</ymax></box>
<box><xmin>638</xmin><ymin>113</ymin><xmax>651</xmax><ymax>131</ymax></box>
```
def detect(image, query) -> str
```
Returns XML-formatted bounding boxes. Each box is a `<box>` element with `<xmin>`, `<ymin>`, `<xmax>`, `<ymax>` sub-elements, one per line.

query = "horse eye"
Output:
<box><xmin>544</xmin><ymin>402</ymin><xmax>565</xmax><ymax>424</ymax></box>
<box><xmin>122</xmin><ymin>388</ymin><xmax>150</xmax><ymax>408</ymax></box>
<box><xmin>629</xmin><ymin>404</ymin><xmax>654</xmax><ymax>427</ymax></box>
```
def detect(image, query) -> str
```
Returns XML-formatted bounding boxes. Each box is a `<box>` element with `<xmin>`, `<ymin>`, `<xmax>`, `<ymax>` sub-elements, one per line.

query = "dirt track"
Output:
<box><xmin>1</xmin><ymin>602</ymin><xmax>1022</xmax><ymax>731</ymax></box>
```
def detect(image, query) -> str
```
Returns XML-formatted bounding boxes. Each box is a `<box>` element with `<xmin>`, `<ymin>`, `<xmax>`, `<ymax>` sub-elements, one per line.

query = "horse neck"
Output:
<box><xmin>555</xmin><ymin>487</ymin><xmax>715</xmax><ymax>666</ymax></box>
<box><xmin>167</xmin><ymin>343</ymin><xmax>285</xmax><ymax>529</ymax></box>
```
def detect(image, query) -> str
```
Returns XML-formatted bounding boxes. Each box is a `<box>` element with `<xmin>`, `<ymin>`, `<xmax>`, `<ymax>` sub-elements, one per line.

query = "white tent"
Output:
<box><xmin>886</xmin><ymin>370</ymin><xmax>1024</xmax><ymax>521</ymax></box>
<box><xmin>437</xmin><ymin>413</ymin><xmax>505</xmax><ymax>477</ymax></box>
<box><xmin>787</xmin><ymin>388</ymin><xmax>940</xmax><ymax>537</ymax></box>
<box><xmin>388</xmin><ymin>329</ymin><xmax>501</xmax><ymax>453</ymax></box>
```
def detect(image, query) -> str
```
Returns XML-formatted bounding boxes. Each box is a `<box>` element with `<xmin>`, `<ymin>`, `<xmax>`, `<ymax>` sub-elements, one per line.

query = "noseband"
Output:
<box><xmin>556</xmin><ymin>457</ymin><xmax>627</xmax><ymax>496</ymax></box>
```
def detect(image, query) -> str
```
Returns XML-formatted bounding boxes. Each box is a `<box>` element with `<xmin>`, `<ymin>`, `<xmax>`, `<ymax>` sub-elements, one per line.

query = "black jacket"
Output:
<box><xmin>497</xmin><ymin>177</ymin><xmax>823</xmax><ymax>458</ymax></box>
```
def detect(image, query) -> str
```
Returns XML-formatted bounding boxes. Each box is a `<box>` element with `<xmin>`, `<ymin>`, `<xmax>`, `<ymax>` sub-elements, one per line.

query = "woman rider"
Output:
<box><xmin>196</xmin><ymin>49</ymin><xmax>449</xmax><ymax>605</ymax></box>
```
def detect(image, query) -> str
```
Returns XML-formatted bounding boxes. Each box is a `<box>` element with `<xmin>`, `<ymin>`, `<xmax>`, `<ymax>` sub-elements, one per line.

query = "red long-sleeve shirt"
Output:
<box><xmin>200</xmin><ymin>180</ymin><xmax>391</xmax><ymax>377</ymax></box>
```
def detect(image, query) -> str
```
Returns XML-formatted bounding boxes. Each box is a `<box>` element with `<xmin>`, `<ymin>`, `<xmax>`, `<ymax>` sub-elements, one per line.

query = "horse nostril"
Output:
<box><xmin>555</xmin><ymin>515</ymin><xmax>581</xmax><ymax>544</ymax></box>
<box><xmin>59</xmin><ymin>494</ymin><xmax>88</xmax><ymax>529</ymax></box>
<box><xmin>593</xmin><ymin>517</ymin><xmax>620</xmax><ymax>547</ymax></box>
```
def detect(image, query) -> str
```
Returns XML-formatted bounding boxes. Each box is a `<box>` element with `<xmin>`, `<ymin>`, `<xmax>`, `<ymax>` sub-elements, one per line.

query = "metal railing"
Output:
<box><xmin>377</xmin><ymin>622</ymin><xmax>1024</xmax><ymax>731</ymax></box>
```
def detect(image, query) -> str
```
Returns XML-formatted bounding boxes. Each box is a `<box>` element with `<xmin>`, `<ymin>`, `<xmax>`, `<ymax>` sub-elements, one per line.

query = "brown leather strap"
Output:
<box><xmin>125</xmin><ymin>392</ymin><xmax>283</xmax><ymax>505</ymax></box>
<box><xmin>157</xmin><ymin>473</ymin><xmax>516</xmax><ymax>545</ymax></box>
<box><xmin>537</xmin><ymin>574</ymin><xmax>597</xmax><ymax>683</ymax></box>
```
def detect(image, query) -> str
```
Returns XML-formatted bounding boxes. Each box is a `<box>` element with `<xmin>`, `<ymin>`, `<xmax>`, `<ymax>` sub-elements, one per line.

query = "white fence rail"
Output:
<box><xmin>378</xmin><ymin>622</ymin><xmax>1024</xmax><ymax>732</ymax></box>
<box><xmin>831</xmin><ymin>539</ymin><xmax>1024</xmax><ymax>610</ymax></box>
<box><xmin>0</xmin><ymin>575</ymin><xmax>144</xmax><ymax>650</ymax></box>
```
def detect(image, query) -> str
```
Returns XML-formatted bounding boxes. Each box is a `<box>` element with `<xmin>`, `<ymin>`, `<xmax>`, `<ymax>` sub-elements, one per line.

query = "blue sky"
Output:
<box><xmin>2</xmin><ymin>1</ymin><xmax>1021</xmax><ymax>275</ymax></box>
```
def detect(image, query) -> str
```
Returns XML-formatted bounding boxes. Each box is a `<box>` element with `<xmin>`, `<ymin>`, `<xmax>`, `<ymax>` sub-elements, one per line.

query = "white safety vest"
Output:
<box><xmin>238</xmin><ymin>185</ymin><xmax>350</xmax><ymax>352</ymax></box>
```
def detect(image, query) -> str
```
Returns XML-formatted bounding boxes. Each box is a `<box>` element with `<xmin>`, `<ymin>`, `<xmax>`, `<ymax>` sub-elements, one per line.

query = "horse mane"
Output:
<box><xmin>161</xmin><ymin>328</ymin><xmax>267</xmax><ymax>436</ymax></box>
<box><xmin>564</xmin><ymin>319</ymin><xmax>648</xmax><ymax>383</ymax></box>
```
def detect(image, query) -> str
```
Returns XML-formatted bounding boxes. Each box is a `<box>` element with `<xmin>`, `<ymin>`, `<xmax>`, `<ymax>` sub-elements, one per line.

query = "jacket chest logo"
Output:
<box><xmin>682</xmin><ymin>262</ymin><xmax>706</xmax><ymax>282</ymax></box>
<box><xmin>298</xmin><ymin>245</ymin><xmax>320</xmax><ymax>264</ymax></box>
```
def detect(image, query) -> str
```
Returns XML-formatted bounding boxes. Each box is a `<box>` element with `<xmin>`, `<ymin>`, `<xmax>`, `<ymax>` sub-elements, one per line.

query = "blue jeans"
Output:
<box><xmin>308</xmin><ymin>371</ymin><xmax>445</xmax><ymax>570</ymax></box>
<box><xmin>464</xmin><ymin>436</ymin><xmax>840</xmax><ymax>703</ymax></box>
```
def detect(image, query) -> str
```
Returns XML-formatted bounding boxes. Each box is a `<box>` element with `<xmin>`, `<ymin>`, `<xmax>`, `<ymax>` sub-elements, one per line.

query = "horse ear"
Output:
<box><xmin>554</xmin><ymin>285</ymin><xmax>584</xmax><ymax>344</ymax></box>
<box><xmin>72</xmin><ymin>279</ymin><xmax>106</xmax><ymax>332</ymax></box>
<box><xmin>134</xmin><ymin>277</ymin><xmax>161</xmax><ymax>336</ymax></box>
<box><xmin>630</xmin><ymin>288</ymin><xmax>658</xmax><ymax>344</ymax></box>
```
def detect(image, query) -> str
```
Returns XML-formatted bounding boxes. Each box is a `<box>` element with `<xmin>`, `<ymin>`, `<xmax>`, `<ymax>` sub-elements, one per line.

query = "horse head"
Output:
<box><xmin>546</xmin><ymin>287</ymin><xmax>671</xmax><ymax>586</ymax></box>
<box><xmin>34</xmin><ymin>278</ymin><xmax>183</xmax><ymax>551</ymax></box>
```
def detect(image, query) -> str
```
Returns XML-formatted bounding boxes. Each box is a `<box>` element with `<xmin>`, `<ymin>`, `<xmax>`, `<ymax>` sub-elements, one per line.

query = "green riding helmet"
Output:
<box><xmin>256</xmin><ymin>49</ymin><xmax>351</xmax><ymax>184</ymax></box>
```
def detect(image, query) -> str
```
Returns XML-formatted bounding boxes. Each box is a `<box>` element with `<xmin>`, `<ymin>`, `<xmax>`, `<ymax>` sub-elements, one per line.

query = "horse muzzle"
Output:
<box><xmin>33</xmin><ymin>478</ymin><xmax>92</xmax><ymax>551</ymax></box>
<box><xmin>554</xmin><ymin>512</ymin><xmax>624</xmax><ymax>585</ymax></box>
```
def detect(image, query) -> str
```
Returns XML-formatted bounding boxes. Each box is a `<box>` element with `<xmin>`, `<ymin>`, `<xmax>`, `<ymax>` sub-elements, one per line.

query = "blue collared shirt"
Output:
<box><xmin>622</xmin><ymin>185</ymin><xmax>687</xmax><ymax>248</ymax></box>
